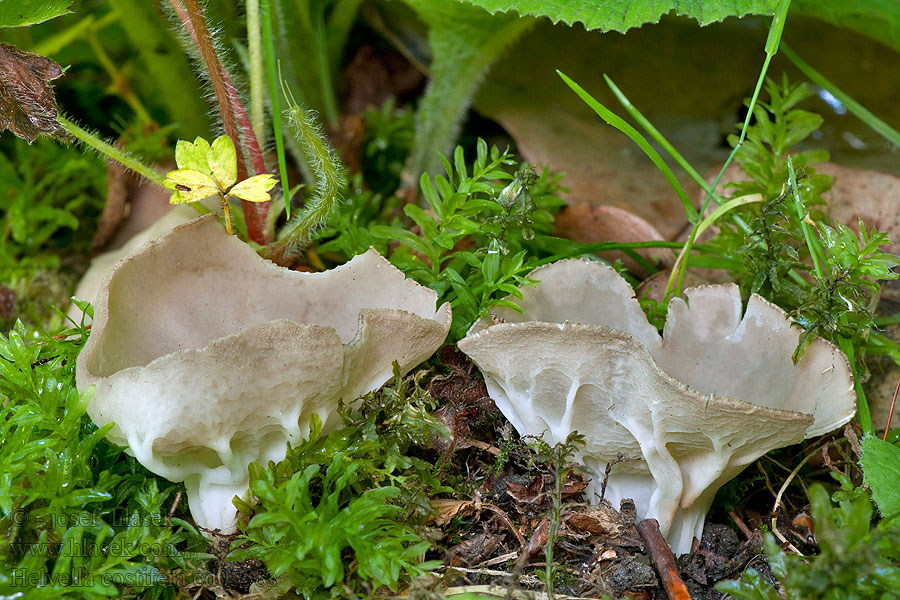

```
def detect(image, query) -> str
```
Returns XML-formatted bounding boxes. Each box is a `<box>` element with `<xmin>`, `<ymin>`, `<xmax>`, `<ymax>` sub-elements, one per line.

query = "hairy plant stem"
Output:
<box><xmin>272</xmin><ymin>91</ymin><xmax>345</xmax><ymax>262</ymax></box>
<box><xmin>57</xmin><ymin>115</ymin><xmax>166</xmax><ymax>187</ymax></box>
<box><xmin>179</xmin><ymin>0</ymin><xmax>245</xmax><ymax>175</ymax></box>
<box><xmin>169</xmin><ymin>0</ymin><xmax>270</xmax><ymax>244</ymax></box>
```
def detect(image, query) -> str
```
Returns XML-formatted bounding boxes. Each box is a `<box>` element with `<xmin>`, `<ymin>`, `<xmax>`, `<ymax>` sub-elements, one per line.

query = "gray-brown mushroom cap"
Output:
<box><xmin>458</xmin><ymin>258</ymin><xmax>855</xmax><ymax>554</ymax></box>
<box><xmin>76</xmin><ymin>214</ymin><xmax>451</xmax><ymax>533</ymax></box>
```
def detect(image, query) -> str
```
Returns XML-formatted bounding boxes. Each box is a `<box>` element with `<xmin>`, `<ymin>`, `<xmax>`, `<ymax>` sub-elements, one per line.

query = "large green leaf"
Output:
<box><xmin>402</xmin><ymin>0</ymin><xmax>533</xmax><ymax>181</ymax></box>
<box><xmin>792</xmin><ymin>0</ymin><xmax>900</xmax><ymax>55</ymax></box>
<box><xmin>456</xmin><ymin>0</ymin><xmax>778</xmax><ymax>32</ymax></box>
<box><xmin>0</xmin><ymin>0</ymin><xmax>71</xmax><ymax>27</ymax></box>
<box><xmin>861</xmin><ymin>435</ymin><xmax>900</xmax><ymax>518</ymax></box>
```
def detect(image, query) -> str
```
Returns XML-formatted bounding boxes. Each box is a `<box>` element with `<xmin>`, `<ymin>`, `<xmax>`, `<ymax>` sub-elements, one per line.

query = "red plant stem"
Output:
<box><xmin>226</xmin><ymin>77</ymin><xmax>270</xmax><ymax>239</ymax></box>
<box><xmin>169</xmin><ymin>0</ymin><xmax>270</xmax><ymax>244</ymax></box>
<box><xmin>884</xmin><ymin>375</ymin><xmax>899</xmax><ymax>440</ymax></box>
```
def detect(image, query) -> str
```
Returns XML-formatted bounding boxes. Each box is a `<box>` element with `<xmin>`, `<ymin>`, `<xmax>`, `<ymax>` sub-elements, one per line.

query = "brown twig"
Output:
<box><xmin>636</xmin><ymin>518</ymin><xmax>692</xmax><ymax>600</ymax></box>
<box><xmin>480</xmin><ymin>503</ymin><xmax>527</xmax><ymax>548</ymax></box>
<box><xmin>728</xmin><ymin>511</ymin><xmax>753</xmax><ymax>541</ymax></box>
<box><xmin>467</xmin><ymin>439</ymin><xmax>502</xmax><ymax>456</ymax></box>
<box><xmin>883</xmin><ymin>374</ymin><xmax>900</xmax><ymax>441</ymax></box>
<box><xmin>166</xmin><ymin>490</ymin><xmax>183</xmax><ymax>527</ymax></box>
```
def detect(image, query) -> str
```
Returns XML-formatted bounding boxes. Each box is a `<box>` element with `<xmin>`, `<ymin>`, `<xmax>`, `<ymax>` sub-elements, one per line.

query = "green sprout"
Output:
<box><xmin>163</xmin><ymin>135</ymin><xmax>276</xmax><ymax>235</ymax></box>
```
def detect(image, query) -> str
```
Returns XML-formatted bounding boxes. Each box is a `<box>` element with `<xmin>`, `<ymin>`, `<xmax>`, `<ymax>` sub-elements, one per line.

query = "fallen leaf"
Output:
<box><xmin>474</xmin><ymin>18</ymin><xmax>900</xmax><ymax>241</ymax></box>
<box><xmin>567</xmin><ymin>512</ymin><xmax>611</xmax><ymax>535</ymax></box>
<box><xmin>819</xmin><ymin>162</ymin><xmax>900</xmax><ymax>255</ymax></box>
<box><xmin>446</xmin><ymin>531</ymin><xmax>502</xmax><ymax>567</ymax></box>
<box><xmin>554</xmin><ymin>204</ymin><xmax>674</xmax><ymax>276</ymax></box>
<box><xmin>0</xmin><ymin>43</ymin><xmax>71</xmax><ymax>142</ymax></box>
<box><xmin>523</xmin><ymin>518</ymin><xmax>550</xmax><ymax>559</ymax></box>
<box><xmin>430</xmin><ymin>498</ymin><xmax>478</xmax><ymax>526</ymax></box>
<box><xmin>566</xmin><ymin>504</ymin><xmax>629</xmax><ymax>537</ymax></box>
<box><xmin>506</xmin><ymin>475</ymin><xmax>545</xmax><ymax>505</ymax></box>
<box><xmin>562</xmin><ymin>471</ymin><xmax>589</xmax><ymax>498</ymax></box>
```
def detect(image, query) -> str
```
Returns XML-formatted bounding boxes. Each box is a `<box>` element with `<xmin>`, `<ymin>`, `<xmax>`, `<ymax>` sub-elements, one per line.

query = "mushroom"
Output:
<box><xmin>76</xmin><ymin>214</ymin><xmax>451</xmax><ymax>533</ymax></box>
<box><xmin>457</xmin><ymin>259</ymin><xmax>855</xmax><ymax>555</ymax></box>
<box><xmin>69</xmin><ymin>205</ymin><xmax>198</xmax><ymax>322</ymax></box>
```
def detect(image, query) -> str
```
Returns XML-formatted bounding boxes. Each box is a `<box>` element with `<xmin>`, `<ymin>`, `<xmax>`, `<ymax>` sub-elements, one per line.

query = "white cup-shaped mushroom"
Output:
<box><xmin>76</xmin><ymin>214</ymin><xmax>451</xmax><ymax>533</ymax></box>
<box><xmin>458</xmin><ymin>259</ymin><xmax>854</xmax><ymax>555</ymax></box>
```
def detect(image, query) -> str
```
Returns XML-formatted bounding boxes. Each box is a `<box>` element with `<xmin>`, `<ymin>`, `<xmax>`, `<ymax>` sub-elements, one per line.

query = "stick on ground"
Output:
<box><xmin>636</xmin><ymin>518</ymin><xmax>692</xmax><ymax>600</ymax></box>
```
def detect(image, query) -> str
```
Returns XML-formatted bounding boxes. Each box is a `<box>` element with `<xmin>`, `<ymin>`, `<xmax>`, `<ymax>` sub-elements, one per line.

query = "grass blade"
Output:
<box><xmin>781</xmin><ymin>42</ymin><xmax>900</xmax><ymax>149</ymax></box>
<box><xmin>558</xmin><ymin>70</ymin><xmax>699</xmax><ymax>225</ymax></box>
<box><xmin>260</xmin><ymin>0</ymin><xmax>291</xmax><ymax>216</ymax></box>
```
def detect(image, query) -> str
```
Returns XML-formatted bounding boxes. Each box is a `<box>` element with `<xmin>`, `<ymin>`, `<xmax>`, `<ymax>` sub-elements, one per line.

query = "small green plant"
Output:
<box><xmin>0</xmin><ymin>138</ymin><xmax>106</xmax><ymax>329</ymax></box>
<box><xmin>234</xmin><ymin>367</ymin><xmax>451</xmax><ymax>597</ymax></box>
<box><xmin>0</xmin><ymin>315</ymin><xmax>209</xmax><ymax>598</ymax></box>
<box><xmin>717</xmin><ymin>475</ymin><xmax>900</xmax><ymax>599</ymax></box>
<box><xmin>529</xmin><ymin>432</ymin><xmax>586</xmax><ymax>599</ymax></box>
<box><xmin>237</xmin><ymin>452</ymin><xmax>434</xmax><ymax>597</ymax></box>
<box><xmin>712</xmin><ymin>77</ymin><xmax>832</xmax><ymax>306</ymax></box>
<box><xmin>700</xmin><ymin>76</ymin><xmax>900</xmax><ymax>381</ymax></box>
<box><xmin>163</xmin><ymin>135</ymin><xmax>276</xmax><ymax>235</ymax></box>
<box><xmin>360</xmin><ymin>140</ymin><xmax>565</xmax><ymax>340</ymax></box>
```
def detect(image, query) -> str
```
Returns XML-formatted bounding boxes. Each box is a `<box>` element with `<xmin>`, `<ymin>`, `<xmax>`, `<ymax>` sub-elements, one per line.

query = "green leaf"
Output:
<box><xmin>792</xmin><ymin>0</ymin><xmax>900</xmax><ymax>56</ymax></box>
<box><xmin>174</xmin><ymin>137</ymin><xmax>212</xmax><ymax>173</ymax></box>
<box><xmin>208</xmin><ymin>135</ymin><xmax>238</xmax><ymax>190</ymax></box>
<box><xmin>229</xmin><ymin>174</ymin><xmax>277</xmax><ymax>203</ymax></box>
<box><xmin>456</xmin><ymin>0</ymin><xmax>778</xmax><ymax>33</ymax></box>
<box><xmin>861</xmin><ymin>435</ymin><xmax>900</xmax><ymax>518</ymax></box>
<box><xmin>402</xmin><ymin>0</ymin><xmax>533</xmax><ymax>181</ymax></box>
<box><xmin>0</xmin><ymin>0</ymin><xmax>72</xmax><ymax>27</ymax></box>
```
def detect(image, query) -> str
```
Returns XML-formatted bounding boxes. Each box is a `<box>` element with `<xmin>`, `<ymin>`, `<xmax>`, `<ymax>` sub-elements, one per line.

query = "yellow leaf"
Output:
<box><xmin>164</xmin><ymin>169</ymin><xmax>220</xmax><ymax>204</ymax></box>
<box><xmin>228</xmin><ymin>174</ymin><xmax>276</xmax><ymax>203</ymax></box>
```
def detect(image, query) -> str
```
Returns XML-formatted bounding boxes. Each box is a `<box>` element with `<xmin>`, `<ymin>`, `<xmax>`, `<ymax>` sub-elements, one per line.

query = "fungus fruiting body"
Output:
<box><xmin>76</xmin><ymin>214</ymin><xmax>451</xmax><ymax>533</ymax></box>
<box><xmin>458</xmin><ymin>259</ymin><xmax>855</xmax><ymax>555</ymax></box>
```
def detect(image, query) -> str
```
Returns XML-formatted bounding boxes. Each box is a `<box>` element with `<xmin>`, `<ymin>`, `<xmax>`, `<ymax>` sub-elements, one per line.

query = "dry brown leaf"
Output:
<box><xmin>446</xmin><ymin>531</ymin><xmax>503</xmax><ymax>567</ymax></box>
<box><xmin>474</xmin><ymin>19</ymin><xmax>900</xmax><ymax>246</ymax></box>
<box><xmin>430</xmin><ymin>499</ymin><xmax>479</xmax><ymax>527</ymax></box>
<box><xmin>0</xmin><ymin>43</ymin><xmax>71</xmax><ymax>143</ymax></box>
<box><xmin>562</xmin><ymin>476</ymin><xmax>589</xmax><ymax>499</ymax></box>
<box><xmin>523</xmin><ymin>518</ymin><xmax>551</xmax><ymax>559</ymax></box>
<box><xmin>554</xmin><ymin>205</ymin><xmax>674</xmax><ymax>276</ymax></box>
<box><xmin>819</xmin><ymin>162</ymin><xmax>900</xmax><ymax>255</ymax></box>
<box><xmin>567</xmin><ymin>513</ymin><xmax>611</xmax><ymax>536</ymax></box>
<box><xmin>506</xmin><ymin>475</ymin><xmax>545</xmax><ymax>505</ymax></box>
